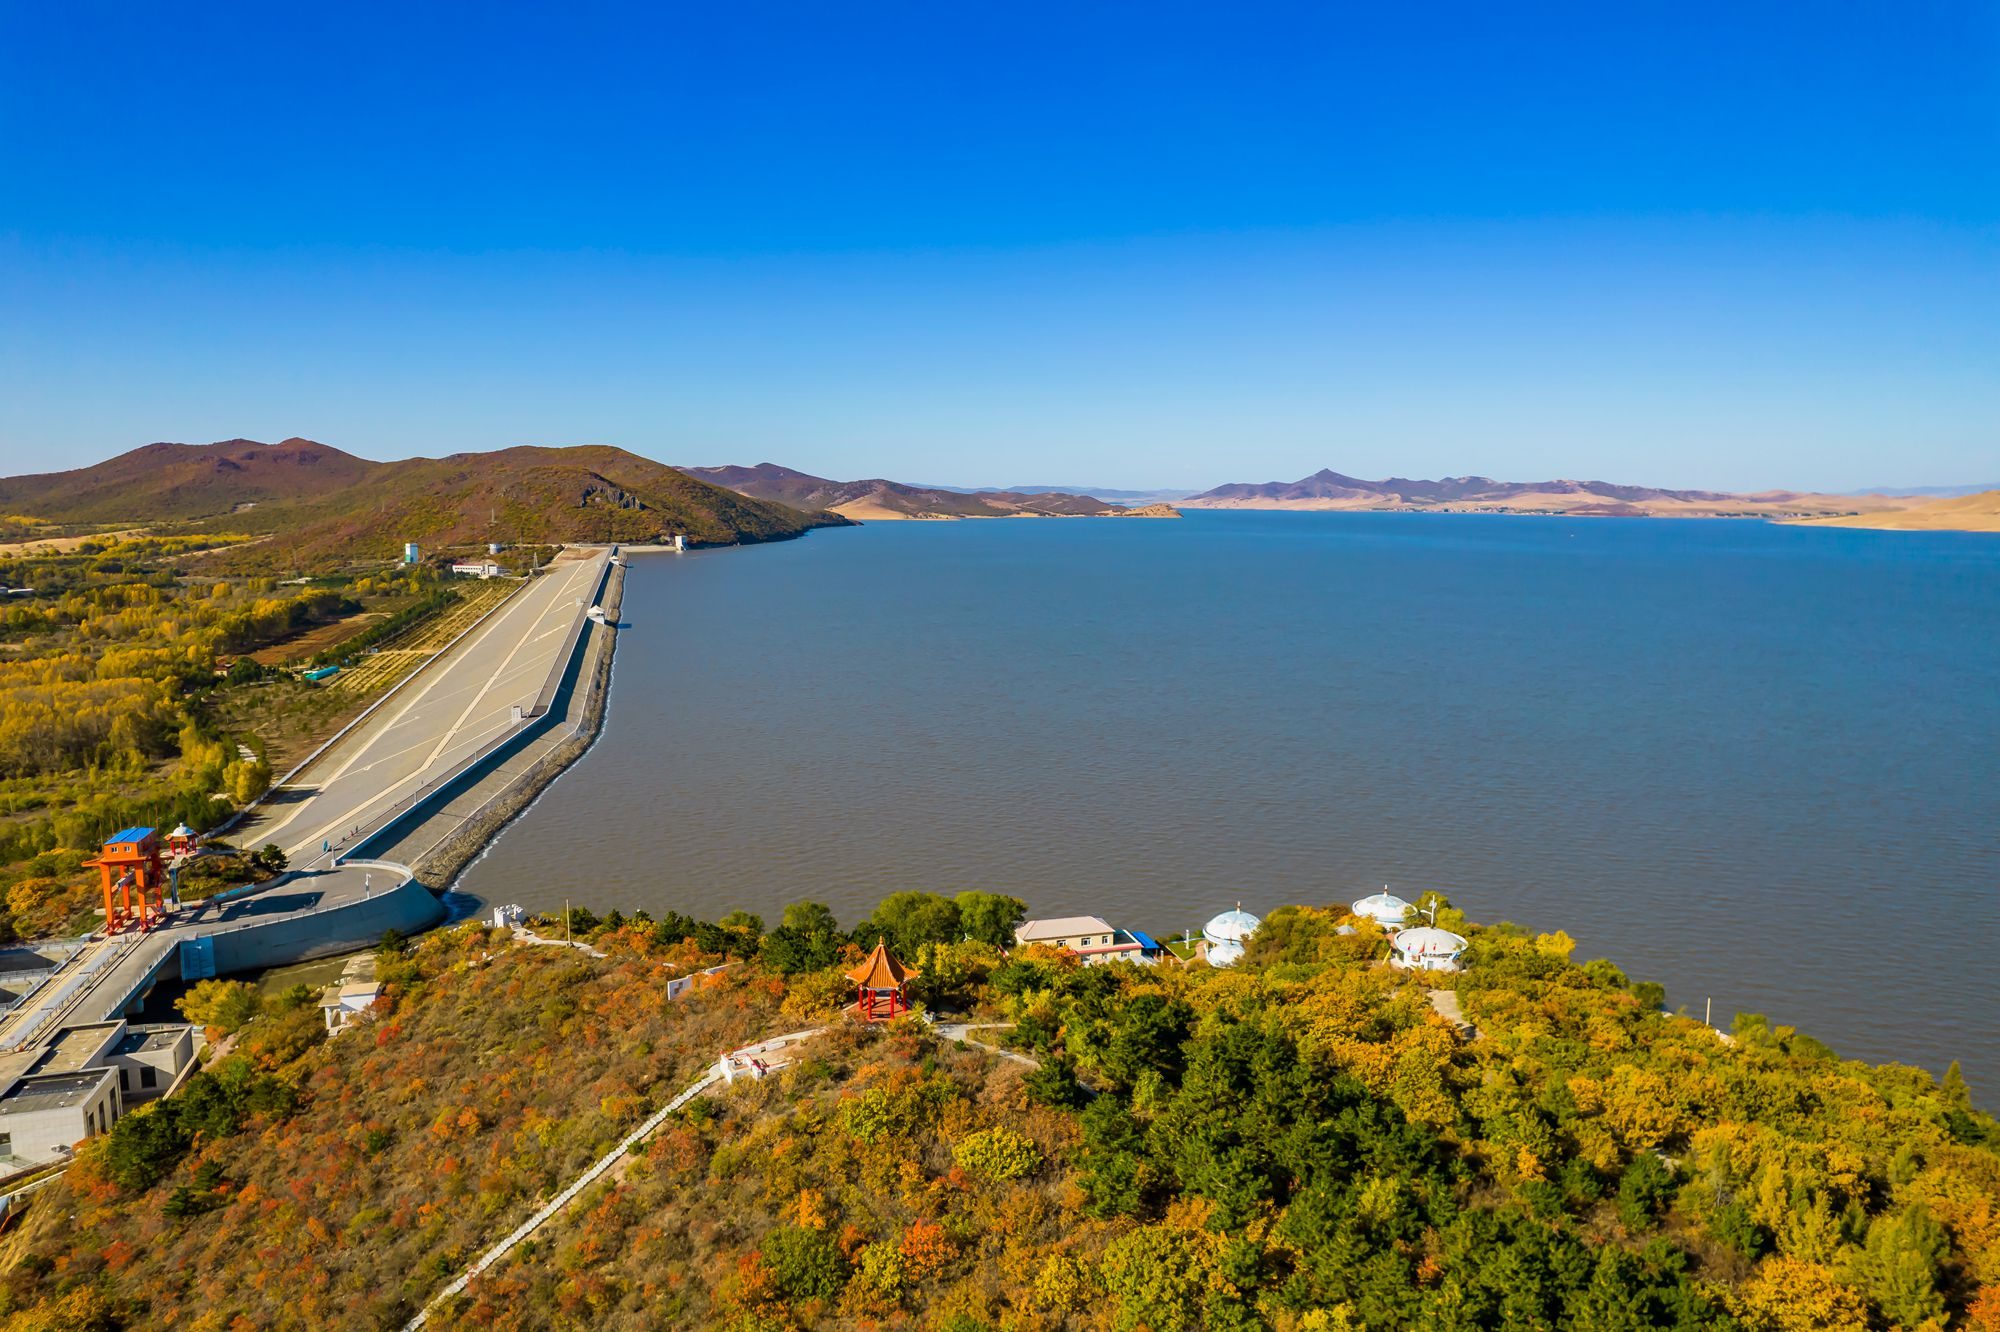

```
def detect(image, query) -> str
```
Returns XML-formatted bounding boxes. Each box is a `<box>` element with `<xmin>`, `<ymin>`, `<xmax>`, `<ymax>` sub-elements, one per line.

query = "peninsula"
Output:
<box><xmin>1786</xmin><ymin>489</ymin><xmax>2000</xmax><ymax>533</ymax></box>
<box><xmin>0</xmin><ymin>889</ymin><xmax>1990</xmax><ymax>1329</ymax></box>
<box><xmin>681</xmin><ymin>462</ymin><xmax>1180</xmax><ymax>520</ymax></box>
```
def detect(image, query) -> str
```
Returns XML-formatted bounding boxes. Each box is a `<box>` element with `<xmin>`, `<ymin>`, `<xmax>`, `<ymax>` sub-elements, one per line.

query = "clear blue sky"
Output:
<box><xmin>1</xmin><ymin>2</ymin><xmax>1994</xmax><ymax>491</ymax></box>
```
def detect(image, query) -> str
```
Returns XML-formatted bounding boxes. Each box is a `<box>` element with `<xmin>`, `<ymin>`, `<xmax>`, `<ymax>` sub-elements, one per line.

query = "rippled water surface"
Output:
<box><xmin>457</xmin><ymin>512</ymin><xmax>2000</xmax><ymax>1088</ymax></box>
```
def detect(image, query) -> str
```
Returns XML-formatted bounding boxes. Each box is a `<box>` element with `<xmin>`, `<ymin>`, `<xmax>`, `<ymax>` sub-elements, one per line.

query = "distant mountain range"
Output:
<box><xmin>0</xmin><ymin>439</ymin><xmax>848</xmax><ymax>564</ymax></box>
<box><xmin>1177</xmin><ymin>468</ymin><xmax>1912</xmax><ymax>518</ymax></box>
<box><xmin>1858</xmin><ymin>483</ymin><xmax>2000</xmax><ymax>498</ymax></box>
<box><xmin>919</xmin><ymin>483</ymin><xmax>1201</xmax><ymax>504</ymax></box>
<box><xmin>678</xmin><ymin>464</ymin><xmax>1178</xmax><ymax>520</ymax></box>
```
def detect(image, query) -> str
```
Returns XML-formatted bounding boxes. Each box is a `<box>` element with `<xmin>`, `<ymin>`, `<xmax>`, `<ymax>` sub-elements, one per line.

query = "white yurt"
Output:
<box><xmin>1202</xmin><ymin>906</ymin><xmax>1262</xmax><ymax>967</ymax></box>
<box><xmin>1390</xmin><ymin>926</ymin><xmax>1469</xmax><ymax>973</ymax></box>
<box><xmin>1350</xmin><ymin>889</ymin><xmax>1413</xmax><ymax>931</ymax></box>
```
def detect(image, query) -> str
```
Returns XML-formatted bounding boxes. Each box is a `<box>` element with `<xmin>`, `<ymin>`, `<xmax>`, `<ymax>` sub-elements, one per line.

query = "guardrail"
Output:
<box><xmin>0</xmin><ymin>937</ymin><xmax>140</xmax><ymax>1052</ymax></box>
<box><xmin>395</xmin><ymin>560</ymin><xmax>624</xmax><ymax>874</ymax></box>
<box><xmin>405</xmin><ymin>1064</ymin><xmax>721</xmax><ymax>1329</ymax></box>
<box><xmin>338</xmin><ymin>552</ymin><xmax>615</xmax><ymax>864</ymax></box>
<box><xmin>528</xmin><ymin>550</ymin><xmax>614</xmax><ymax>719</ymax></box>
<box><xmin>218</xmin><ymin>572</ymin><xmax>536</xmax><ymax>834</ymax></box>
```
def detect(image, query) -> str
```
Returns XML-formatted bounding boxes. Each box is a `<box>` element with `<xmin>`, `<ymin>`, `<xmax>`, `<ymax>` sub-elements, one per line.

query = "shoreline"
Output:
<box><xmin>408</xmin><ymin>558</ymin><xmax>627</xmax><ymax>893</ymax></box>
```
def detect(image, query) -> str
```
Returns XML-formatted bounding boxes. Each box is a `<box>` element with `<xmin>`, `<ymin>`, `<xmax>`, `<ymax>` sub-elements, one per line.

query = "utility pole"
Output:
<box><xmin>566</xmin><ymin>898</ymin><xmax>571</xmax><ymax>946</ymax></box>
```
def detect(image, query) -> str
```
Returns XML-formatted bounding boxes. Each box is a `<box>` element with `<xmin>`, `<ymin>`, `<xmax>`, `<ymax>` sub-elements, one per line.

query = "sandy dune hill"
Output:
<box><xmin>1787</xmin><ymin>490</ymin><xmax>2000</xmax><ymax>532</ymax></box>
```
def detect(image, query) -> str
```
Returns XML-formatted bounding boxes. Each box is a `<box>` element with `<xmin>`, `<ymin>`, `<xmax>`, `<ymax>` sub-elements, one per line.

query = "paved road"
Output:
<box><xmin>0</xmin><ymin>551</ymin><xmax>612</xmax><ymax>1041</ymax></box>
<box><xmin>241</xmin><ymin>550</ymin><xmax>611</xmax><ymax>870</ymax></box>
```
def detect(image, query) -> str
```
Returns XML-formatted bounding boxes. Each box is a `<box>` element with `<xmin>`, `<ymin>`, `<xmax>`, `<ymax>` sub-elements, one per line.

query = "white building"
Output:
<box><xmin>1351</xmin><ymin>889</ymin><xmax>1414</xmax><ymax>931</ymax></box>
<box><xmin>1201</xmin><ymin>906</ymin><xmax>1261</xmax><ymax>967</ymax></box>
<box><xmin>449</xmin><ymin>561</ymin><xmax>502</xmax><ymax>579</ymax></box>
<box><xmin>1015</xmin><ymin>916</ymin><xmax>1145</xmax><ymax>963</ymax></box>
<box><xmin>0</xmin><ymin>1019</ymin><xmax>196</xmax><ymax>1166</ymax></box>
<box><xmin>321</xmin><ymin>982</ymin><xmax>384</xmax><ymax>1031</ymax></box>
<box><xmin>1390</xmin><ymin>926</ymin><xmax>1469</xmax><ymax>973</ymax></box>
<box><xmin>0</xmin><ymin>1071</ymin><xmax>120</xmax><ymax>1166</ymax></box>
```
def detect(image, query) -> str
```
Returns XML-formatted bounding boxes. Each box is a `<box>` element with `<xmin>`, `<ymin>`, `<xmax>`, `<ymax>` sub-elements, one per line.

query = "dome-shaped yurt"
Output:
<box><xmin>1350</xmin><ymin>889</ymin><xmax>1413</xmax><ymax>931</ymax></box>
<box><xmin>1390</xmin><ymin>926</ymin><xmax>1469</xmax><ymax>973</ymax></box>
<box><xmin>1202</xmin><ymin>906</ymin><xmax>1261</xmax><ymax>967</ymax></box>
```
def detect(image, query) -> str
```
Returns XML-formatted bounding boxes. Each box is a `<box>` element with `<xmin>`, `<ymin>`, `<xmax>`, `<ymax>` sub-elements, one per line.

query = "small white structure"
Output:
<box><xmin>1201</xmin><ymin>906</ymin><xmax>1261</xmax><ymax>967</ymax></box>
<box><xmin>450</xmin><ymin>561</ymin><xmax>501</xmax><ymax>579</ymax></box>
<box><xmin>321</xmin><ymin>982</ymin><xmax>383</xmax><ymax>1031</ymax></box>
<box><xmin>671</xmin><ymin>533</ymin><xmax>687</xmax><ymax>553</ymax></box>
<box><xmin>491</xmin><ymin>903</ymin><xmax>526</xmax><ymax>930</ymax></box>
<box><xmin>587</xmin><ymin>604</ymin><xmax>608</xmax><ymax>624</ymax></box>
<box><xmin>403</xmin><ymin>542</ymin><xmax>421</xmax><ymax>565</ymax></box>
<box><xmin>1351</xmin><ymin>889</ymin><xmax>1414</xmax><ymax>931</ymax></box>
<box><xmin>1390</xmin><ymin>926</ymin><xmax>1469</xmax><ymax>973</ymax></box>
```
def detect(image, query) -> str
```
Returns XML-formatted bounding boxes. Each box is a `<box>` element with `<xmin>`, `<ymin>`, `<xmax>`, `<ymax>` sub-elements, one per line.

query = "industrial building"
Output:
<box><xmin>0</xmin><ymin>1018</ymin><xmax>195</xmax><ymax>1167</ymax></box>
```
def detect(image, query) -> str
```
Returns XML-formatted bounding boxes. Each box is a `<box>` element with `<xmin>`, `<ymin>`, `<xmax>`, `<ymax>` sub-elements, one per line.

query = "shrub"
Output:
<box><xmin>175</xmin><ymin>979</ymin><xmax>261</xmax><ymax>1034</ymax></box>
<box><xmin>952</xmin><ymin>1125</ymin><xmax>1041</xmax><ymax>1181</ymax></box>
<box><xmin>760</xmin><ymin>1225</ymin><xmax>848</xmax><ymax>1301</ymax></box>
<box><xmin>1615</xmin><ymin>1153</ymin><xmax>1676</xmax><ymax>1231</ymax></box>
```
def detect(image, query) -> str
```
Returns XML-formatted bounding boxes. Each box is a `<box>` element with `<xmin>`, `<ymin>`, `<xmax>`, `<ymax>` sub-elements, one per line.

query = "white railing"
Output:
<box><xmin>404</xmin><ymin>1065</ymin><xmax>720</xmax><ymax>1329</ymax></box>
<box><xmin>0</xmin><ymin>937</ymin><xmax>138</xmax><ymax>1051</ymax></box>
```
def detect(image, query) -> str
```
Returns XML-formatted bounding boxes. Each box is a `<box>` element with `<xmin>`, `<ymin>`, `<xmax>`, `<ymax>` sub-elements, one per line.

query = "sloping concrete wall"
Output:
<box><xmin>202</xmin><ymin>877</ymin><xmax>444</xmax><ymax>976</ymax></box>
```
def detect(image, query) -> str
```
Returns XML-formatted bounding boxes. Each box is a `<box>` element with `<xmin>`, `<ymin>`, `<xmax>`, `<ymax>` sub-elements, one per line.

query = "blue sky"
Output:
<box><xmin>1</xmin><ymin>2</ymin><xmax>1994</xmax><ymax>491</ymax></box>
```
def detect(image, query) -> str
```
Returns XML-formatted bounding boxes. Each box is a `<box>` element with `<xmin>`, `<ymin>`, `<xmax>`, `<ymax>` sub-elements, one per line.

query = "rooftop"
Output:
<box><xmin>0</xmin><ymin>1070</ymin><xmax>113</xmax><ymax>1116</ymax></box>
<box><xmin>1017</xmin><ymin>916</ymin><xmax>1114</xmax><ymax>939</ymax></box>
<box><xmin>34</xmin><ymin>1022</ymin><xmax>123</xmax><ymax>1075</ymax></box>
<box><xmin>844</xmin><ymin>940</ymin><xmax>915</xmax><ymax>989</ymax></box>
<box><xmin>114</xmin><ymin>1026</ymin><xmax>190</xmax><ymax>1055</ymax></box>
<box><xmin>105</xmin><ymin>826</ymin><xmax>155</xmax><ymax>845</ymax></box>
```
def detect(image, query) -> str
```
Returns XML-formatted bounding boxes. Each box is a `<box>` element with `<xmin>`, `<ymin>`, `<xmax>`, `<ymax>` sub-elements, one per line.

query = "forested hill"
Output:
<box><xmin>681</xmin><ymin>461</ymin><xmax>1146</xmax><ymax>518</ymax></box>
<box><xmin>0</xmin><ymin>438</ymin><xmax>852</xmax><ymax>561</ymax></box>
<box><xmin>2</xmin><ymin>892</ymin><xmax>1994</xmax><ymax>1330</ymax></box>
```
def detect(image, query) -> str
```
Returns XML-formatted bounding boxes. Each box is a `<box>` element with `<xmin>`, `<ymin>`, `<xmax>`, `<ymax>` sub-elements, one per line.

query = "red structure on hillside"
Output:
<box><xmin>845</xmin><ymin>939</ymin><xmax>915</xmax><ymax>1022</ymax></box>
<box><xmin>165</xmin><ymin>822</ymin><xmax>200</xmax><ymax>859</ymax></box>
<box><xmin>85</xmin><ymin>827</ymin><xmax>167</xmax><ymax>933</ymax></box>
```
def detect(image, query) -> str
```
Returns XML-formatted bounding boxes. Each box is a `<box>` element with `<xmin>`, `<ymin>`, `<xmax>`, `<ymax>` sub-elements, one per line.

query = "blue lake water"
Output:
<box><xmin>456</xmin><ymin>511</ymin><xmax>2000</xmax><ymax>1091</ymax></box>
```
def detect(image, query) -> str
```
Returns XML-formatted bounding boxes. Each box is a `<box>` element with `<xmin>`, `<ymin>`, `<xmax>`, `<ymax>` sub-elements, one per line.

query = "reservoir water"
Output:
<box><xmin>456</xmin><ymin>512</ymin><xmax>2000</xmax><ymax>1090</ymax></box>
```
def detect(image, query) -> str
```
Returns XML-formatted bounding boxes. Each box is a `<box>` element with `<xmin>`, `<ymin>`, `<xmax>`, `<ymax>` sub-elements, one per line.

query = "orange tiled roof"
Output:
<box><xmin>844</xmin><ymin>939</ymin><xmax>915</xmax><ymax>989</ymax></box>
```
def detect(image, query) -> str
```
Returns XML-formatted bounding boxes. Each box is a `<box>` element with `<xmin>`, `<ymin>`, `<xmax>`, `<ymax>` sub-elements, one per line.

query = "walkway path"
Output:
<box><xmin>403</xmin><ymin>1024</ymin><xmax>829</xmax><ymax>1329</ymax></box>
<box><xmin>402</xmin><ymin>1067</ymin><xmax>722</xmax><ymax>1330</ymax></box>
<box><xmin>933</xmin><ymin>1021</ymin><xmax>1039</xmax><ymax>1069</ymax></box>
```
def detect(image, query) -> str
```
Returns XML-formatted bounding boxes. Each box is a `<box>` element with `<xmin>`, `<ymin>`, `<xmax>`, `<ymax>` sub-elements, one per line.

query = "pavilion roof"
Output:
<box><xmin>844</xmin><ymin>939</ymin><xmax>915</xmax><ymax>989</ymax></box>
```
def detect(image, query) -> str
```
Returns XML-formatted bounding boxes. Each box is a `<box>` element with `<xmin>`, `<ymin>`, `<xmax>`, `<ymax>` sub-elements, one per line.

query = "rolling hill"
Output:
<box><xmin>1787</xmin><ymin>489</ymin><xmax>2000</xmax><ymax>533</ymax></box>
<box><xmin>680</xmin><ymin>463</ymin><xmax>1175</xmax><ymax>519</ymax></box>
<box><xmin>1179</xmin><ymin>468</ymin><xmax>1911</xmax><ymax>518</ymax></box>
<box><xmin>0</xmin><ymin>438</ymin><xmax>377</xmax><ymax>523</ymax></box>
<box><xmin>0</xmin><ymin>439</ymin><xmax>850</xmax><ymax>563</ymax></box>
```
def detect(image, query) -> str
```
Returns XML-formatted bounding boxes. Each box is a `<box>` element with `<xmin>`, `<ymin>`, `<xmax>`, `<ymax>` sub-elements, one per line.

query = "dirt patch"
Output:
<box><xmin>0</xmin><ymin>526</ymin><xmax>149</xmax><ymax>555</ymax></box>
<box><xmin>247</xmin><ymin>610</ymin><xmax>387</xmax><ymax>666</ymax></box>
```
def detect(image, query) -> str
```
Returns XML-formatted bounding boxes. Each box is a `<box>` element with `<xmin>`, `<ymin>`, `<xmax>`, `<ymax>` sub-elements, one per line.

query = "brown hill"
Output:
<box><xmin>1787</xmin><ymin>489</ymin><xmax>2000</xmax><ymax>533</ymax></box>
<box><xmin>0</xmin><ymin>439</ymin><xmax>850</xmax><ymax>564</ymax></box>
<box><xmin>680</xmin><ymin>462</ymin><xmax>1161</xmax><ymax>519</ymax></box>
<box><xmin>1181</xmin><ymin>467</ymin><xmax>1908</xmax><ymax>518</ymax></box>
<box><xmin>0</xmin><ymin>437</ymin><xmax>376</xmax><ymax>523</ymax></box>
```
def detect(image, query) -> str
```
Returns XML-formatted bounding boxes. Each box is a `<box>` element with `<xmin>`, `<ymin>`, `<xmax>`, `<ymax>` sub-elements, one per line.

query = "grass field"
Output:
<box><xmin>328</xmin><ymin>580</ymin><xmax>518</xmax><ymax>694</ymax></box>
